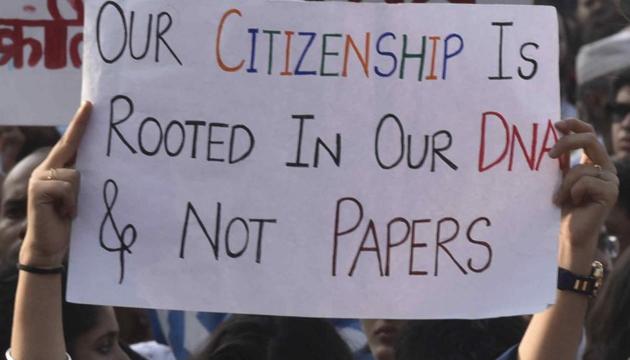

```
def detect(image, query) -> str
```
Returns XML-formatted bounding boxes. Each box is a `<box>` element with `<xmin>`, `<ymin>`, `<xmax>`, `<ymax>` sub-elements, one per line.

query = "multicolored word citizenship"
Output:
<box><xmin>215</xmin><ymin>9</ymin><xmax>464</xmax><ymax>81</ymax></box>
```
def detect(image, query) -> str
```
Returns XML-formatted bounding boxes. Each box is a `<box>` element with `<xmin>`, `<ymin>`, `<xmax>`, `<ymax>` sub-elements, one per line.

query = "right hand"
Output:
<box><xmin>549</xmin><ymin>119</ymin><xmax>619</xmax><ymax>272</ymax></box>
<box><xmin>19</xmin><ymin>102</ymin><xmax>92</xmax><ymax>268</ymax></box>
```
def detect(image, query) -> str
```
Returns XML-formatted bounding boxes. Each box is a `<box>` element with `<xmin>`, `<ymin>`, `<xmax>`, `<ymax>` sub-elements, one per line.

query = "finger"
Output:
<box><xmin>31</xmin><ymin>168</ymin><xmax>80</xmax><ymax>194</ymax></box>
<box><xmin>569</xmin><ymin>175</ymin><xmax>619</xmax><ymax>208</ymax></box>
<box><xmin>552</xmin><ymin>119</ymin><xmax>614</xmax><ymax>172</ymax></box>
<box><xmin>554</xmin><ymin>118</ymin><xmax>595</xmax><ymax>135</ymax></box>
<box><xmin>548</xmin><ymin>132</ymin><xmax>613</xmax><ymax>172</ymax></box>
<box><xmin>554</xmin><ymin>164</ymin><xmax>618</xmax><ymax>205</ymax></box>
<box><xmin>41</xmin><ymin>101</ymin><xmax>92</xmax><ymax>169</ymax></box>
<box><xmin>29</xmin><ymin>179</ymin><xmax>78</xmax><ymax>219</ymax></box>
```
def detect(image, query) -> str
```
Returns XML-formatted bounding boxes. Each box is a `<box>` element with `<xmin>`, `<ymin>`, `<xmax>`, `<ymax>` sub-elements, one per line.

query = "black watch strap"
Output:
<box><xmin>557</xmin><ymin>268</ymin><xmax>596</xmax><ymax>295</ymax></box>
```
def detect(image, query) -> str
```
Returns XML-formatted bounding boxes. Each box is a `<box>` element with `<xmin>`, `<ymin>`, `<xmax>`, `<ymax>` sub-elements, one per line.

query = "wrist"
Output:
<box><xmin>558</xmin><ymin>242</ymin><xmax>597</xmax><ymax>275</ymax></box>
<box><xmin>19</xmin><ymin>246</ymin><xmax>65</xmax><ymax>268</ymax></box>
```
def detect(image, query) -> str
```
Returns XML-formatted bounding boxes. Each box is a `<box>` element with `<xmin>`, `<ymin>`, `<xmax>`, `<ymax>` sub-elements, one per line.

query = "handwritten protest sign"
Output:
<box><xmin>0</xmin><ymin>0</ymin><xmax>532</xmax><ymax>126</ymax></box>
<box><xmin>310</xmin><ymin>0</ymin><xmax>533</xmax><ymax>3</ymax></box>
<box><xmin>69</xmin><ymin>0</ymin><xmax>560</xmax><ymax>319</ymax></box>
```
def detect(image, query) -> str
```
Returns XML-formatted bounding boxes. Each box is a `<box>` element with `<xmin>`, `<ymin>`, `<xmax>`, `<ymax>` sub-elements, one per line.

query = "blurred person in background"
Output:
<box><xmin>608</xmin><ymin>70</ymin><xmax>630</xmax><ymax>160</ymax></box>
<box><xmin>192</xmin><ymin>315</ymin><xmax>353</xmax><ymax>360</ymax></box>
<box><xmin>0</xmin><ymin>127</ymin><xmax>59</xmax><ymax>198</ymax></box>
<box><xmin>603</xmin><ymin>159</ymin><xmax>630</xmax><ymax>259</ymax></box>
<box><xmin>574</xmin><ymin>0</ymin><xmax>628</xmax><ymax>45</ymax></box>
<box><xmin>584</xmin><ymin>249</ymin><xmax>630</xmax><ymax>359</ymax></box>
<box><xmin>558</xmin><ymin>13</ymin><xmax>580</xmax><ymax>119</ymax></box>
<box><xmin>575</xmin><ymin>29</ymin><xmax>630</xmax><ymax>152</ymax></box>
<box><xmin>395</xmin><ymin>318</ymin><xmax>527</xmax><ymax>360</ymax></box>
<box><xmin>0</xmin><ymin>148</ymin><xmax>49</xmax><ymax>267</ymax></box>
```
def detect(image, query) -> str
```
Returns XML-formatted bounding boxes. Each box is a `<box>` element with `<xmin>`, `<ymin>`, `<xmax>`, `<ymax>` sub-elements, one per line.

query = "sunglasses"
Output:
<box><xmin>607</xmin><ymin>102</ymin><xmax>630</xmax><ymax>122</ymax></box>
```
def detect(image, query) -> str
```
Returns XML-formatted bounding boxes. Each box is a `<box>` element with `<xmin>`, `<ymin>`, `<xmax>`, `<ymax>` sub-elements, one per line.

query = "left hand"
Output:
<box><xmin>19</xmin><ymin>102</ymin><xmax>92</xmax><ymax>268</ymax></box>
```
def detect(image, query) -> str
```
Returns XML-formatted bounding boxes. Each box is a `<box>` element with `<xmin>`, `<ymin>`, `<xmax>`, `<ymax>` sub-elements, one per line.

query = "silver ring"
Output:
<box><xmin>46</xmin><ymin>168</ymin><xmax>57</xmax><ymax>181</ymax></box>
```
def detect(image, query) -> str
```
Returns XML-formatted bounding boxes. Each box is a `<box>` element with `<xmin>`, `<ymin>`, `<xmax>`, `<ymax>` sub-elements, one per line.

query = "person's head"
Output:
<box><xmin>558</xmin><ymin>14</ymin><xmax>579</xmax><ymax>103</ymax></box>
<box><xmin>603</xmin><ymin>159</ymin><xmax>630</xmax><ymax>260</ymax></box>
<box><xmin>395</xmin><ymin>318</ymin><xmax>527</xmax><ymax>360</ymax></box>
<box><xmin>585</xmin><ymin>250</ymin><xmax>630</xmax><ymax>360</ymax></box>
<box><xmin>576</xmin><ymin>0</ymin><xmax>627</xmax><ymax>45</ymax></box>
<box><xmin>0</xmin><ymin>126</ymin><xmax>59</xmax><ymax>183</ymax></box>
<box><xmin>576</xmin><ymin>30</ymin><xmax>630</xmax><ymax>151</ymax></box>
<box><xmin>578</xmin><ymin>78</ymin><xmax>612</xmax><ymax>138</ymax></box>
<box><xmin>361</xmin><ymin>319</ymin><xmax>408</xmax><ymax>360</ymax></box>
<box><xmin>0</xmin><ymin>264</ymin><xmax>130</xmax><ymax>359</ymax></box>
<box><xmin>0</xmin><ymin>148</ymin><xmax>49</xmax><ymax>263</ymax></box>
<box><xmin>610</xmin><ymin>71</ymin><xmax>630</xmax><ymax>159</ymax></box>
<box><xmin>577</xmin><ymin>0</ymin><xmax>610</xmax><ymax>23</ymax></box>
<box><xmin>64</xmin><ymin>304</ymin><xmax>130</xmax><ymax>360</ymax></box>
<box><xmin>194</xmin><ymin>315</ymin><xmax>353</xmax><ymax>360</ymax></box>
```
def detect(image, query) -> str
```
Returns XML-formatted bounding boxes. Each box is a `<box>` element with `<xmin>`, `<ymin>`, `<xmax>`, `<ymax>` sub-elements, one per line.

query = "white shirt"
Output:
<box><xmin>5</xmin><ymin>349</ymin><xmax>71</xmax><ymax>360</ymax></box>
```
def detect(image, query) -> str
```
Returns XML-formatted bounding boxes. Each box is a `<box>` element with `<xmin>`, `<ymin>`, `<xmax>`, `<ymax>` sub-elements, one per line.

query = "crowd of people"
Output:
<box><xmin>1</xmin><ymin>0</ymin><xmax>630</xmax><ymax>359</ymax></box>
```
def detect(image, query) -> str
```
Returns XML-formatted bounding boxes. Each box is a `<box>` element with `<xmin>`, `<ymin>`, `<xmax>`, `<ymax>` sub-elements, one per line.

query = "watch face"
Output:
<box><xmin>592</xmin><ymin>261</ymin><xmax>605</xmax><ymax>296</ymax></box>
<box><xmin>593</xmin><ymin>261</ymin><xmax>605</xmax><ymax>280</ymax></box>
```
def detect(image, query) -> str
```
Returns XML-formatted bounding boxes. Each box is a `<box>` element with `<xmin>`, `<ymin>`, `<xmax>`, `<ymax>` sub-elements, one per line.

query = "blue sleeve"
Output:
<box><xmin>496</xmin><ymin>345</ymin><xmax>518</xmax><ymax>360</ymax></box>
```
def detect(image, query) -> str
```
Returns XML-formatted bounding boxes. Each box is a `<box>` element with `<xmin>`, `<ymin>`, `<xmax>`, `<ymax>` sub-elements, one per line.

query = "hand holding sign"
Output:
<box><xmin>549</xmin><ymin>119</ymin><xmax>619</xmax><ymax>271</ymax></box>
<box><xmin>19</xmin><ymin>101</ymin><xmax>91</xmax><ymax>269</ymax></box>
<box><xmin>516</xmin><ymin>119</ymin><xmax>619</xmax><ymax>360</ymax></box>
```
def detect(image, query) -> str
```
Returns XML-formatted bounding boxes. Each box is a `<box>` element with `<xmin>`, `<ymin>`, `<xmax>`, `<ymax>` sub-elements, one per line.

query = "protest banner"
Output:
<box><xmin>0</xmin><ymin>0</ymin><xmax>532</xmax><ymax>126</ymax></box>
<box><xmin>69</xmin><ymin>0</ymin><xmax>560</xmax><ymax>319</ymax></box>
<box><xmin>315</xmin><ymin>0</ymin><xmax>533</xmax><ymax>3</ymax></box>
<box><xmin>0</xmin><ymin>0</ymin><xmax>83</xmax><ymax>125</ymax></box>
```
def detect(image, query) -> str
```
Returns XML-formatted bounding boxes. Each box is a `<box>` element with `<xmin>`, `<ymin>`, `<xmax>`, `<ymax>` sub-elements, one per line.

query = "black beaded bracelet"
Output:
<box><xmin>16</xmin><ymin>263</ymin><xmax>65</xmax><ymax>275</ymax></box>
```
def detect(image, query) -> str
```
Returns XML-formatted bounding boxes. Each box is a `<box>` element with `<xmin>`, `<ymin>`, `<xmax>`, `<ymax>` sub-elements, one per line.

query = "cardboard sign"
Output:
<box><xmin>69</xmin><ymin>0</ymin><xmax>560</xmax><ymax>319</ymax></box>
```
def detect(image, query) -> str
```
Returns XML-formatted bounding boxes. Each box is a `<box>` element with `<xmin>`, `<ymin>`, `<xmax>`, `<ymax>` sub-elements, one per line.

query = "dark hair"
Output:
<box><xmin>0</xmin><ymin>263</ymin><xmax>18</xmax><ymax>353</ymax></box>
<box><xmin>15</xmin><ymin>127</ymin><xmax>60</xmax><ymax>164</ymax></box>
<box><xmin>558</xmin><ymin>14</ymin><xmax>579</xmax><ymax>104</ymax></box>
<box><xmin>396</xmin><ymin>317</ymin><xmax>527</xmax><ymax>360</ymax></box>
<box><xmin>615</xmin><ymin>159</ymin><xmax>630</xmax><ymax>214</ymax></box>
<box><xmin>577</xmin><ymin>2</ymin><xmax>628</xmax><ymax>46</ymax></box>
<box><xmin>584</xmin><ymin>250</ymin><xmax>630</xmax><ymax>360</ymax></box>
<box><xmin>612</xmin><ymin>70</ymin><xmax>630</xmax><ymax>103</ymax></box>
<box><xmin>193</xmin><ymin>315</ymin><xmax>353</xmax><ymax>360</ymax></box>
<box><xmin>533</xmin><ymin>0</ymin><xmax>576</xmax><ymax>16</ymax></box>
<box><xmin>0</xmin><ymin>264</ymin><xmax>112</xmax><ymax>358</ymax></box>
<box><xmin>62</xmin><ymin>302</ymin><xmax>101</xmax><ymax>354</ymax></box>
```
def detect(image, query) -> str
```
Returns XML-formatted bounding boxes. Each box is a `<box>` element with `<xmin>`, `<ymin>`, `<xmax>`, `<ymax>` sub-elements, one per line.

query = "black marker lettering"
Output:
<box><xmin>108</xmin><ymin>95</ymin><xmax>137</xmax><ymax>156</ymax></box>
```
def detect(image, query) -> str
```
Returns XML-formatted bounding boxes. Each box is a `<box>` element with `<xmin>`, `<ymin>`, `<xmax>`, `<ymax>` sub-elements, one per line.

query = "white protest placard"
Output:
<box><xmin>0</xmin><ymin>0</ymin><xmax>83</xmax><ymax>125</ymax></box>
<box><xmin>309</xmin><ymin>0</ymin><xmax>533</xmax><ymax>3</ymax></box>
<box><xmin>0</xmin><ymin>0</ymin><xmax>533</xmax><ymax>125</ymax></box>
<box><xmin>69</xmin><ymin>0</ymin><xmax>560</xmax><ymax>319</ymax></box>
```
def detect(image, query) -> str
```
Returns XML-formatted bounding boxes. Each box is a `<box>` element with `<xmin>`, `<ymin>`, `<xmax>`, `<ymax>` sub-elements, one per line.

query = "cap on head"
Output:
<box><xmin>576</xmin><ymin>28</ymin><xmax>630</xmax><ymax>87</ymax></box>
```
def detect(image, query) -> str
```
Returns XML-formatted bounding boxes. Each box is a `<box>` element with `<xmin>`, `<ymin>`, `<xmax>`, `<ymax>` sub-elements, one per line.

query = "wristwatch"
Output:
<box><xmin>557</xmin><ymin>261</ymin><xmax>605</xmax><ymax>296</ymax></box>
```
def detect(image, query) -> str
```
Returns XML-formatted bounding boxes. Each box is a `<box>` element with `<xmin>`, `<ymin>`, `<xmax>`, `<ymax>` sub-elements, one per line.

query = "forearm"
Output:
<box><xmin>518</xmin><ymin>244</ymin><xmax>594</xmax><ymax>360</ymax></box>
<box><xmin>9</xmin><ymin>101</ymin><xmax>91</xmax><ymax>360</ymax></box>
<box><xmin>10</xmin><ymin>251</ymin><xmax>67</xmax><ymax>360</ymax></box>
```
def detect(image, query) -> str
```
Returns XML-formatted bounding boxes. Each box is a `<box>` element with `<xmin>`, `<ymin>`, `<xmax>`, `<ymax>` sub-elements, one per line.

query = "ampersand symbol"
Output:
<box><xmin>99</xmin><ymin>179</ymin><xmax>137</xmax><ymax>284</ymax></box>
